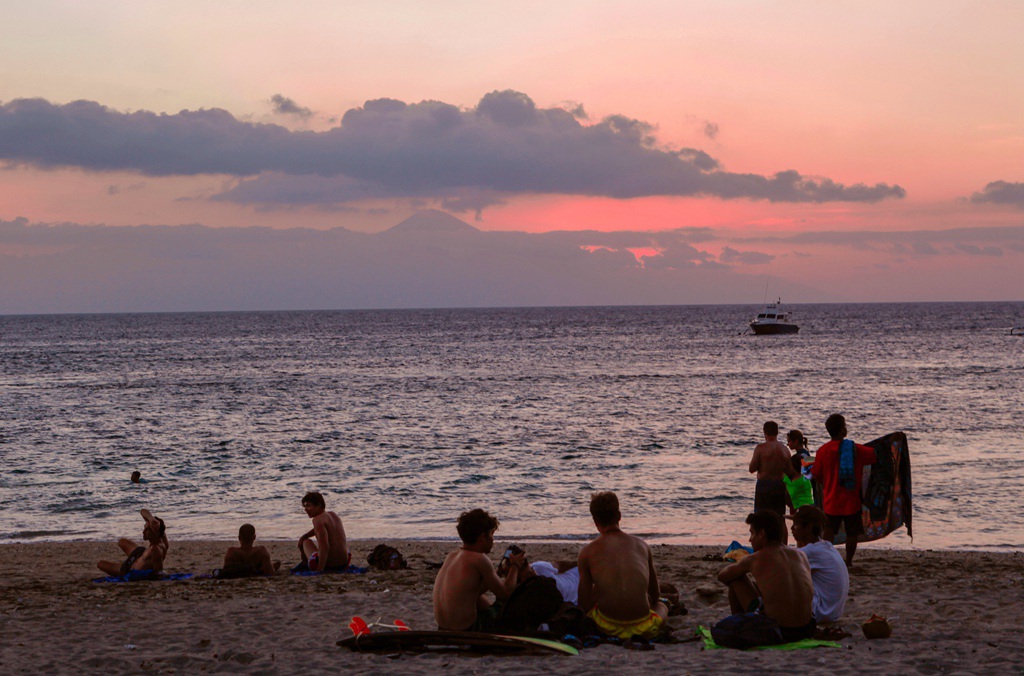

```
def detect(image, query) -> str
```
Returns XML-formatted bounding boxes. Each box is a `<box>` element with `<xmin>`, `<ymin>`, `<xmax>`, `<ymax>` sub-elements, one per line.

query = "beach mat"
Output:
<box><xmin>93</xmin><ymin>572</ymin><xmax>195</xmax><ymax>583</ymax></box>
<box><xmin>338</xmin><ymin>630</ymin><xmax>579</xmax><ymax>656</ymax></box>
<box><xmin>826</xmin><ymin>431</ymin><xmax>912</xmax><ymax>545</ymax></box>
<box><xmin>697</xmin><ymin>626</ymin><xmax>839</xmax><ymax>651</ymax></box>
<box><xmin>291</xmin><ymin>564</ymin><xmax>368</xmax><ymax>576</ymax></box>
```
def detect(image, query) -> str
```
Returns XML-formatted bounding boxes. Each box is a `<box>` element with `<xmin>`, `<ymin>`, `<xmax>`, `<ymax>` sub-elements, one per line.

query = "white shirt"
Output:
<box><xmin>800</xmin><ymin>539</ymin><xmax>849</xmax><ymax>622</ymax></box>
<box><xmin>530</xmin><ymin>560</ymin><xmax>579</xmax><ymax>605</ymax></box>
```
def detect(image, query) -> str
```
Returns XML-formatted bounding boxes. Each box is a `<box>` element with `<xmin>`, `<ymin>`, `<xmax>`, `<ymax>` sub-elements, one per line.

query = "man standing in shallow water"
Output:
<box><xmin>577</xmin><ymin>491</ymin><xmax>668</xmax><ymax>639</ymax></box>
<box><xmin>749</xmin><ymin>422</ymin><xmax>796</xmax><ymax>526</ymax></box>
<box><xmin>810</xmin><ymin>413</ymin><xmax>876</xmax><ymax>567</ymax></box>
<box><xmin>433</xmin><ymin>508</ymin><xmax>524</xmax><ymax>631</ymax></box>
<box><xmin>296</xmin><ymin>491</ymin><xmax>348</xmax><ymax>572</ymax></box>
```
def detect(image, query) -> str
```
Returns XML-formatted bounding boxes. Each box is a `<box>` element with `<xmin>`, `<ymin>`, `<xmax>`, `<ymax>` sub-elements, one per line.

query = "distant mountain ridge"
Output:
<box><xmin>384</xmin><ymin>209</ymin><xmax>479</xmax><ymax>234</ymax></box>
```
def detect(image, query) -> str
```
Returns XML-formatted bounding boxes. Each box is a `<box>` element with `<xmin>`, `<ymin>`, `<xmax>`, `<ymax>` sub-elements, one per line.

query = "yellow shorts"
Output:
<box><xmin>587</xmin><ymin>606</ymin><xmax>664</xmax><ymax>639</ymax></box>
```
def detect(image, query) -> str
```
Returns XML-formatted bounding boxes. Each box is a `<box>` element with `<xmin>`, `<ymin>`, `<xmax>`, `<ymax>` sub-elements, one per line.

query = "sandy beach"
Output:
<box><xmin>1</xmin><ymin>539</ymin><xmax>1021</xmax><ymax>673</ymax></box>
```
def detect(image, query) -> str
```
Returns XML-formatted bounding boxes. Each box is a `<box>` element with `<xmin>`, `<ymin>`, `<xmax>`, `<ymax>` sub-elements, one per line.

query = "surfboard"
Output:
<box><xmin>338</xmin><ymin>630</ymin><xmax>579</xmax><ymax>656</ymax></box>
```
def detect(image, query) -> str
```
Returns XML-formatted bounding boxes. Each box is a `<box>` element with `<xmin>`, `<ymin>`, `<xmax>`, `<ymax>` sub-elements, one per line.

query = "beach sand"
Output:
<box><xmin>1</xmin><ymin>540</ymin><xmax>1021</xmax><ymax>673</ymax></box>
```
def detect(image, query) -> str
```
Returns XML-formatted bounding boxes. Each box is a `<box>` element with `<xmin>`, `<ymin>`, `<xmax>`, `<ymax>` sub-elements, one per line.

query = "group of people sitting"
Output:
<box><xmin>99</xmin><ymin>412</ymin><xmax>871</xmax><ymax>647</ymax></box>
<box><xmin>432</xmin><ymin>489</ymin><xmax>849</xmax><ymax>647</ymax></box>
<box><xmin>97</xmin><ymin>491</ymin><xmax>341</xmax><ymax>580</ymax></box>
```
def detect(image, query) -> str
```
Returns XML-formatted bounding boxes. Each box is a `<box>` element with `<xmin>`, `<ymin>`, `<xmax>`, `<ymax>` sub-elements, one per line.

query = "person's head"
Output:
<box><xmin>745</xmin><ymin>510</ymin><xmax>785</xmax><ymax>550</ymax></box>
<box><xmin>763</xmin><ymin>421</ymin><xmax>779</xmax><ymax>438</ymax></box>
<box><xmin>130</xmin><ymin>471</ymin><xmax>141</xmax><ymax>483</ymax></box>
<box><xmin>301</xmin><ymin>491</ymin><xmax>325</xmax><ymax>517</ymax></box>
<box><xmin>456</xmin><ymin>508</ymin><xmax>499</xmax><ymax>549</ymax></box>
<box><xmin>790</xmin><ymin>453</ymin><xmax>804</xmax><ymax>475</ymax></box>
<box><xmin>789</xmin><ymin>505</ymin><xmax>826</xmax><ymax>546</ymax></box>
<box><xmin>825</xmin><ymin>413</ymin><xmax>847</xmax><ymax>440</ymax></box>
<box><xmin>589</xmin><ymin>491</ymin><xmax>621</xmax><ymax>529</ymax></box>
<box><xmin>238</xmin><ymin>523</ymin><xmax>256</xmax><ymax>545</ymax></box>
<box><xmin>786</xmin><ymin>429</ymin><xmax>807</xmax><ymax>452</ymax></box>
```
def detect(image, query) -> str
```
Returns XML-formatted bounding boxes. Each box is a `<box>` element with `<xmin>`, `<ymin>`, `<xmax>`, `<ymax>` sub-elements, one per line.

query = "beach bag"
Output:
<box><xmin>711</xmin><ymin>612</ymin><xmax>784</xmax><ymax>649</ymax></box>
<box><xmin>495</xmin><ymin>575</ymin><xmax>565</xmax><ymax>632</ymax></box>
<box><xmin>366</xmin><ymin>544</ymin><xmax>408</xmax><ymax>570</ymax></box>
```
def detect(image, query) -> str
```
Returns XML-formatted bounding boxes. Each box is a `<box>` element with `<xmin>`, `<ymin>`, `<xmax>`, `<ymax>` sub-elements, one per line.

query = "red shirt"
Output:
<box><xmin>810</xmin><ymin>439</ymin><xmax>876</xmax><ymax>516</ymax></box>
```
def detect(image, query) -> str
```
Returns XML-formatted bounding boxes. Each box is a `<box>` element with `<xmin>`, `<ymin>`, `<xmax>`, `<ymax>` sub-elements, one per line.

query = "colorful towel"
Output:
<box><xmin>837</xmin><ymin>439</ymin><xmax>856</xmax><ymax>489</ymax></box>
<box><xmin>827</xmin><ymin>431</ymin><xmax>913</xmax><ymax>545</ymax></box>
<box><xmin>93</xmin><ymin>571</ymin><xmax>195</xmax><ymax>583</ymax></box>
<box><xmin>697</xmin><ymin>626</ymin><xmax>839</xmax><ymax>651</ymax></box>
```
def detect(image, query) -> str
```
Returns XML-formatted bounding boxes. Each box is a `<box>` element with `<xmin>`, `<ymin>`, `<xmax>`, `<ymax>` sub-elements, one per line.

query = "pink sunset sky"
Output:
<box><xmin>1</xmin><ymin>1</ymin><xmax>1022</xmax><ymax>311</ymax></box>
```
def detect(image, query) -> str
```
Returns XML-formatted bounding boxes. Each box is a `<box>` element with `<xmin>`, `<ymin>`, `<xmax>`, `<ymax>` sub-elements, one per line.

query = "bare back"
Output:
<box><xmin>578</xmin><ymin>530</ymin><xmax>658</xmax><ymax>621</ymax></box>
<box><xmin>750</xmin><ymin>440</ymin><xmax>793</xmax><ymax>481</ymax></box>
<box><xmin>314</xmin><ymin>510</ymin><xmax>348</xmax><ymax>567</ymax></box>
<box><xmin>432</xmin><ymin>549</ymin><xmax>494</xmax><ymax>631</ymax></box>
<box><xmin>224</xmin><ymin>545</ymin><xmax>274</xmax><ymax>574</ymax></box>
<box><xmin>748</xmin><ymin>545</ymin><xmax>814</xmax><ymax>627</ymax></box>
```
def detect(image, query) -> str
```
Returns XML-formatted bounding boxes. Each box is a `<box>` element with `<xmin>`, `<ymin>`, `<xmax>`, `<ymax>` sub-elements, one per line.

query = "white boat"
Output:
<box><xmin>1011</xmin><ymin>327</ymin><xmax>1024</xmax><ymax>336</ymax></box>
<box><xmin>749</xmin><ymin>299</ymin><xmax>799</xmax><ymax>335</ymax></box>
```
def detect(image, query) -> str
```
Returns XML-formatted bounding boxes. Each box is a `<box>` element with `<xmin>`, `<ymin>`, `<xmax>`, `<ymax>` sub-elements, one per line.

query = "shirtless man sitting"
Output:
<box><xmin>97</xmin><ymin>508</ymin><xmax>168</xmax><ymax>579</ymax></box>
<box><xmin>295</xmin><ymin>491</ymin><xmax>349</xmax><ymax>573</ymax></box>
<box><xmin>433</xmin><ymin>508</ymin><xmax>524</xmax><ymax>632</ymax></box>
<box><xmin>716</xmin><ymin>510</ymin><xmax>816</xmax><ymax>644</ymax></box>
<box><xmin>577</xmin><ymin>492</ymin><xmax>668</xmax><ymax>640</ymax></box>
<box><xmin>219</xmin><ymin>524</ymin><xmax>280</xmax><ymax>578</ymax></box>
<box><xmin>750</xmin><ymin>421</ymin><xmax>797</xmax><ymax>543</ymax></box>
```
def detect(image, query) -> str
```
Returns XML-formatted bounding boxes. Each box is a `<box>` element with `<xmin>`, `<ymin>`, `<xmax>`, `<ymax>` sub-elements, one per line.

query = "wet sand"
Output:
<box><xmin>1</xmin><ymin>540</ymin><xmax>1022</xmax><ymax>673</ymax></box>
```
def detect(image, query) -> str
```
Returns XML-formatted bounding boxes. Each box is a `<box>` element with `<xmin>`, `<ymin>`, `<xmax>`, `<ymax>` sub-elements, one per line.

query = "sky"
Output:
<box><xmin>1</xmin><ymin>1</ymin><xmax>1022</xmax><ymax>312</ymax></box>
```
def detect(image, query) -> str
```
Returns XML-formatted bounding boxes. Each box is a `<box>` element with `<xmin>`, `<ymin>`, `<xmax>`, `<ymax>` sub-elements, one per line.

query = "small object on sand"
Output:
<box><xmin>862</xmin><ymin>614</ymin><xmax>892</xmax><ymax>639</ymax></box>
<box><xmin>695</xmin><ymin>585</ymin><xmax>722</xmax><ymax>598</ymax></box>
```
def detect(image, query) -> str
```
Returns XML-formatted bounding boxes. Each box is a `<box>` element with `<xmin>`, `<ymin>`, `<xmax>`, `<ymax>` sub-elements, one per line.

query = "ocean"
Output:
<box><xmin>1</xmin><ymin>303</ymin><xmax>1022</xmax><ymax>550</ymax></box>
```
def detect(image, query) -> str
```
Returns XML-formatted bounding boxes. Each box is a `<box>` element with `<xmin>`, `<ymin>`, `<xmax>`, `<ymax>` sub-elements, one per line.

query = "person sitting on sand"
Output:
<box><xmin>504</xmin><ymin>554</ymin><xmax>581</xmax><ymax>605</ymax></box>
<box><xmin>789</xmin><ymin>505</ymin><xmax>849</xmax><ymax>623</ymax></box>
<box><xmin>717</xmin><ymin>510</ymin><xmax>816</xmax><ymax>644</ymax></box>
<box><xmin>295</xmin><ymin>491</ymin><xmax>349</xmax><ymax>573</ymax></box>
<box><xmin>577</xmin><ymin>491</ymin><xmax>668</xmax><ymax>639</ymax></box>
<box><xmin>218</xmin><ymin>524</ymin><xmax>280</xmax><ymax>578</ymax></box>
<box><xmin>750</xmin><ymin>421</ymin><xmax>797</xmax><ymax>540</ymax></box>
<box><xmin>97</xmin><ymin>508</ymin><xmax>168</xmax><ymax>579</ymax></box>
<box><xmin>810</xmin><ymin>413</ymin><xmax>877</xmax><ymax>567</ymax></box>
<box><xmin>433</xmin><ymin>508</ymin><xmax>525</xmax><ymax>632</ymax></box>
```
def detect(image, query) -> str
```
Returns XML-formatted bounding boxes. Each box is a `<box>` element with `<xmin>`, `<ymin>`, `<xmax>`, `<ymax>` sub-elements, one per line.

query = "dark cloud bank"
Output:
<box><xmin>2</xmin><ymin>211</ymin><xmax>1021</xmax><ymax>314</ymax></box>
<box><xmin>0</xmin><ymin>211</ymin><xmax>773</xmax><ymax>313</ymax></box>
<box><xmin>0</xmin><ymin>91</ymin><xmax>905</xmax><ymax>209</ymax></box>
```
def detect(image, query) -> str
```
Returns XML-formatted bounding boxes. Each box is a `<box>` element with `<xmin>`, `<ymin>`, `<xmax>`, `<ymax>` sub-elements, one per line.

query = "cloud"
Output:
<box><xmin>703</xmin><ymin>121</ymin><xmax>719</xmax><ymax>140</ymax></box>
<box><xmin>737</xmin><ymin>225</ymin><xmax>1024</xmax><ymax>259</ymax></box>
<box><xmin>970</xmin><ymin>180</ymin><xmax>1024</xmax><ymax>209</ymax></box>
<box><xmin>0</xmin><ymin>93</ymin><xmax>905</xmax><ymax>209</ymax></box>
<box><xmin>270</xmin><ymin>94</ymin><xmax>313</xmax><ymax>120</ymax></box>
<box><xmin>106</xmin><ymin>181</ymin><xmax>146</xmax><ymax>196</ymax></box>
<box><xmin>0</xmin><ymin>214</ymin><xmax>768</xmax><ymax>313</ymax></box>
<box><xmin>954</xmin><ymin>243</ymin><xmax>1002</xmax><ymax>256</ymax></box>
<box><xmin>718</xmin><ymin>246</ymin><xmax>775</xmax><ymax>265</ymax></box>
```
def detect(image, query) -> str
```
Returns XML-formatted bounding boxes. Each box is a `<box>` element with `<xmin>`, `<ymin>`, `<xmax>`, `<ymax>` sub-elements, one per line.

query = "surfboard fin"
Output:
<box><xmin>349</xmin><ymin>616</ymin><xmax>371</xmax><ymax>636</ymax></box>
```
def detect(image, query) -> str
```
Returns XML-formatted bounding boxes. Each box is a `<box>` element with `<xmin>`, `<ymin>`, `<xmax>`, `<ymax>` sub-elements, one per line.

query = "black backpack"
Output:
<box><xmin>366</xmin><ymin>544</ymin><xmax>408</xmax><ymax>570</ymax></box>
<box><xmin>495</xmin><ymin>575</ymin><xmax>565</xmax><ymax>632</ymax></box>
